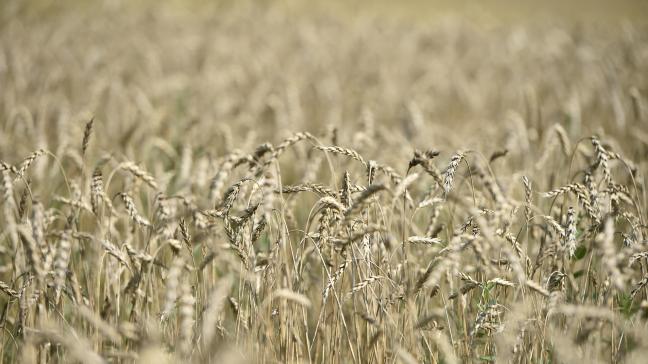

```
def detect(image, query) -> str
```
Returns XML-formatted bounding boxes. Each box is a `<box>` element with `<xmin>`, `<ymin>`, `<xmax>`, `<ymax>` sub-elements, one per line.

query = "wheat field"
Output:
<box><xmin>1</xmin><ymin>1</ymin><xmax>648</xmax><ymax>363</ymax></box>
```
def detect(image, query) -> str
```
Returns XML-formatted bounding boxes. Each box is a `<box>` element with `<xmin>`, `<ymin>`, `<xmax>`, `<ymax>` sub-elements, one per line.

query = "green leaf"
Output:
<box><xmin>573</xmin><ymin>245</ymin><xmax>587</xmax><ymax>260</ymax></box>
<box><xmin>616</xmin><ymin>293</ymin><xmax>637</xmax><ymax>318</ymax></box>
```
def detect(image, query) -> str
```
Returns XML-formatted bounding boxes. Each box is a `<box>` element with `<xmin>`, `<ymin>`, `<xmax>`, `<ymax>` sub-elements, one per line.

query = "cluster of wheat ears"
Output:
<box><xmin>1</xmin><ymin>1</ymin><xmax>648</xmax><ymax>363</ymax></box>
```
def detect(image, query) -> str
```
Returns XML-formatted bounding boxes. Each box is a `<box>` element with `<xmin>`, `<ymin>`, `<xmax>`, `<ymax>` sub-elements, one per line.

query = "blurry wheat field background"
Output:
<box><xmin>1</xmin><ymin>0</ymin><xmax>648</xmax><ymax>363</ymax></box>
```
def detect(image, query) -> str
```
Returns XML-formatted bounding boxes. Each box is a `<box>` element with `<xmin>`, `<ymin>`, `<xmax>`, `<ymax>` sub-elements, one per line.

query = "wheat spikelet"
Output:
<box><xmin>252</xmin><ymin>142</ymin><xmax>274</xmax><ymax>161</ymax></box>
<box><xmin>598</xmin><ymin>218</ymin><xmax>625</xmax><ymax>291</ymax></box>
<box><xmin>392</xmin><ymin>172</ymin><xmax>418</xmax><ymax>202</ymax></box>
<box><xmin>29</xmin><ymin>200</ymin><xmax>46</xmax><ymax>254</ymax></box>
<box><xmin>315</xmin><ymin>196</ymin><xmax>346</xmax><ymax>213</ymax></box>
<box><xmin>315</xmin><ymin>145</ymin><xmax>367</xmax><ymax>167</ymax></box>
<box><xmin>77</xmin><ymin>305</ymin><xmax>122</xmax><ymax>343</ymax></box>
<box><xmin>100</xmin><ymin>239</ymin><xmax>131</xmax><ymax>270</ymax></box>
<box><xmin>255</xmin><ymin>173</ymin><xmax>276</xmax><ymax>223</ymax></box>
<box><xmin>219</xmin><ymin>178</ymin><xmax>250</xmax><ymax>213</ymax></box>
<box><xmin>542</xmin><ymin>184</ymin><xmax>583</xmax><ymax>198</ymax></box>
<box><xmin>542</xmin><ymin>215</ymin><xmax>565</xmax><ymax>237</ymax></box>
<box><xmin>563</xmin><ymin>207</ymin><xmax>577</xmax><ymax>257</ymax></box>
<box><xmin>257</xmin><ymin>132</ymin><xmax>315</xmax><ymax>173</ymax></box>
<box><xmin>340</xmin><ymin>171</ymin><xmax>352</xmax><ymax>208</ymax></box>
<box><xmin>209</xmin><ymin>152</ymin><xmax>239</xmax><ymax>203</ymax></box>
<box><xmin>424</xmin><ymin>199</ymin><xmax>444</xmax><ymax>238</ymax></box>
<box><xmin>348</xmin><ymin>275</ymin><xmax>381</xmax><ymax>296</ymax></box>
<box><xmin>474</xmin><ymin>164</ymin><xmax>506</xmax><ymax>205</ymax></box>
<box><xmin>271</xmin><ymin>132</ymin><xmax>314</xmax><ymax>158</ymax></box>
<box><xmin>449</xmin><ymin>273</ymin><xmax>480</xmax><ymax>299</ymax></box>
<box><xmin>591</xmin><ymin>137</ymin><xmax>612</xmax><ymax>184</ymax></box>
<box><xmin>90</xmin><ymin>168</ymin><xmax>110</xmax><ymax>214</ymax></box>
<box><xmin>545</xmin><ymin>271</ymin><xmax>566</xmax><ymax>317</ymax></box>
<box><xmin>17</xmin><ymin>224</ymin><xmax>44</xmax><ymax>278</ymax></box>
<box><xmin>202</xmin><ymin>277</ymin><xmax>232</xmax><ymax>347</ymax></box>
<box><xmin>407</xmin><ymin>236</ymin><xmax>442</xmax><ymax>245</ymax></box>
<box><xmin>413</xmin><ymin>264</ymin><xmax>435</xmax><ymax>296</ymax></box>
<box><xmin>17</xmin><ymin>149</ymin><xmax>46</xmax><ymax>178</ymax></box>
<box><xmin>37</xmin><ymin>319</ymin><xmax>105</xmax><ymax>364</ymax></box>
<box><xmin>584</xmin><ymin>171</ymin><xmax>600</xmax><ymax>222</ymax></box>
<box><xmin>525</xmin><ymin>280</ymin><xmax>550</xmax><ymax>297</ymax></box>
<box><xmin>323</xmin><ymin>257</ymin><xmax>350</xmax><ymax>301</ymax></box>
<box><xmin>124</xmin><ymin>242</ymin><xmax>153</xmax><ymax>265</ymax></box>
<box><xmin>161</xmin><ymin>257</ymin><xmax>184</xmax><ymax>321</ymax></box>
<box><xmin>17</xmin><ymin>182</ymin><xmax>29</xmax><ymax>219</ymax></box>
<box><xmin>629</xmin><ymin>252</ymin><xmax>648</xmax><ymax>266</ymax></box>
<box><xmin>278</xmin><ymin>183</ymin><xmax>336</xmax><ymax>197</ymax></box>
<box><xmin>53</xmin><ymin>196</ymin><xmax>93</xmax><ymax>212</ymax></box>
<box><xmin>229</xmin><ymin>240</ymin><xmax>249</xmax><ymax>268</ymax></box>
<box><xmin>345</xmin><ymin>184</ymin><xmax>387</xmax><ymax>218</ymax></box>
<box><xmin>53</xmin><ymin>231</ymin><xmax>72</xmax><ymax>303</ymax></box>
<box><xmin>409</xmin><ymin>149</ymin><xmax>443</xmax><ymax>187</ymax></box>
<box><xmin>119</xmin><ymin>161</ymin><xmax>159</xmax><ymax>190</ymax></box>
<box><xmin>118</xmin><ymin>192</ymin><xmax>152</xmax><ymax>228</ymax></box>
<box><xmin>0</xmin><ymin>280</ymin><xmax>18</xmax><ymax>298</ymax></box>
<box><xmin>167</xmin><ymin>238</ymin><xmax>183</xmax><ymax>253</ymax></box>
<box><xmin>522</xmin><ymin>176</ymin><xmax>532</xmax><ymax>221</ymax></box>
<box><xmin>430</xmin><ymin>331</ymin><xmax>459</xmax><ymax>364</ymax></box>
<box><xmin>553</xmin><ymin>123</ymin><xmax>572</xmax><ymax>156</ymax></box>
<box><xmin>81</xmin><ymin>118</ymin><xmax>94</xmax><ymax>156</ymax></box>
<box><xmin>0</xmin><ymin>161</ymin><xmax>18</xmax><ymax>175</ymax></box>
<box><xmin>543</xmin><ymin>183</ymin><xmax>599</xmax><ymax>223</ymax></box>
<box><xmin>1</xmin><ymin>169</ymin><xmax>18</xmax><ymax>247</ymax></box>
<box><xmin>274</xmin><ymin>289</ymin><xmax>312</xmax><ymax>307</ymax></box>
<box><xmin>443</xmin><ymin>151</ymin><xmax>464</xmax><ymax>196</ymax></box>
<box><xmin>178</xmin><ymin>279</ymin><xmax>195</xmax><ymax>358</ymax></box>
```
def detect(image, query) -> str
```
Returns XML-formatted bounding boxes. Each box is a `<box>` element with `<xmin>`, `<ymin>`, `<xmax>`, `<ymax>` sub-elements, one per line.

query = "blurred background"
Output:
<box><xmin>3</xmin><ymin>0</ymin><xmax>648</xmax><ymax>23</ymax></box>
<box><xmin>1</xmin><ymin>0</ymin><xmax>647</xmax><ymax>166</ymax></box>
<box><xmin>290</xmin><ymin>0</ymin><xmax>648</xmax><ymax>23</ymax></box>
